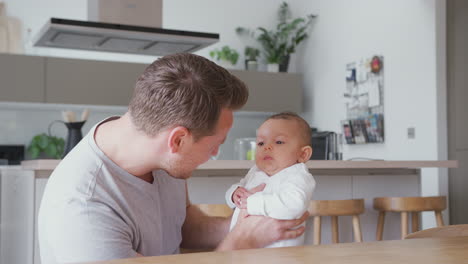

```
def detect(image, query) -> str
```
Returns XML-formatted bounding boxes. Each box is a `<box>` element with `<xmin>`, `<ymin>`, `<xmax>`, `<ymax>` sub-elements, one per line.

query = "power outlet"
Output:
<box><xmin>407</xmin><ymin>127</ymin><xmax>415</xmax><ymax>139</ymax></box>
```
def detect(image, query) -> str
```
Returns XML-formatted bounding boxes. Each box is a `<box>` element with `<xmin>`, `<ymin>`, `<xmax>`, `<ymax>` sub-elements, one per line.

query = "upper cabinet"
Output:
<box><xmin>0</xmin><ymin>53</ymin><xmax>45</xmax><ymax>103</ymax></box>
<box><xmin>45</xmin><ymin>57</ymin><xmax>147</xmax><ymax>106</ymax></box>
<box><xmin>0</xmin><ymin>53</ymin><xmax>303</xmax><ymax>112</ymax></box>
<box><xmin>230</xmin><ymin>70</ymin><xmax>302</xmax><ymax>113</ymax></box>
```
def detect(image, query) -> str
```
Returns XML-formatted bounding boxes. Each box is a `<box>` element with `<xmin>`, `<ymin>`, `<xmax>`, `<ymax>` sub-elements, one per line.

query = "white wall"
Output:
<box><xmin>294</xmin><ymin>0</ymin><xmax>447</xmax><ymax>227</ymax></box>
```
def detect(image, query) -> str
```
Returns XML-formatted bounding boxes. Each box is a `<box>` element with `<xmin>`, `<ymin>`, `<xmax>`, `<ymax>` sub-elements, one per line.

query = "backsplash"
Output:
<box><xmin>0</xmin><ymin>102</ymin><xmax>269</xmax><ymax>160</ymax></box>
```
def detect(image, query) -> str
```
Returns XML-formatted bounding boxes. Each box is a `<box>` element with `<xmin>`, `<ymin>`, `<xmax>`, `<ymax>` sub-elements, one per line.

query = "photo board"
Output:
<box><xmin>342</xmin><ymin>55</ymin><xmax>384</xmax><ymax>144</ymax></box>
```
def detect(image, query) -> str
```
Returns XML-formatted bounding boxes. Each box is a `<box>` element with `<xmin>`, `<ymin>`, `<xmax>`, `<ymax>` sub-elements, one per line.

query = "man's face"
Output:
<box><xmin>168</xmin><ymin>108</ymin><xmax>233</xmax><ymax>179</ymax></box>
<box><xmin>255</xmin><ymin>118</ymin><xmax>305</xmax><ymax>176</ymax></box>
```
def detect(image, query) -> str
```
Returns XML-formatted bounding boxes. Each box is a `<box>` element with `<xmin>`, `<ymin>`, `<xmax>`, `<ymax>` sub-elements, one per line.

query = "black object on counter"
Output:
<box><xmin>0</xmin><ymin>145</ymin><xmax>25</xmax><ymax>165</ymax></box>
<box><xmin>62</xmin><ymin>121</ymin><xmax>85</xmax><ymax>158</ymax></box>
<box><xmin>311</xmin><ymin>131</ymin><xmax>337</xmax><ymax>160</ymax></box>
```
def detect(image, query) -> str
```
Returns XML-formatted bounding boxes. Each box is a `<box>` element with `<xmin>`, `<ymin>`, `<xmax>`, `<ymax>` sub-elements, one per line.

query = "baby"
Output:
<box><xmin>225</xmin><ymin>112</ymin><xmax>316</xmax><ymax>248</ymax></box>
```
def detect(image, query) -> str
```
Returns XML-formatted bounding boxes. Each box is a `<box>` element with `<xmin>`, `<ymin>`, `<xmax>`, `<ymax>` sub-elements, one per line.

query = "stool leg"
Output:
<box><xmin>435</xmin><ymin>211</ymin><xmax>444</xmax><ymax>227</ymax></box>
<box><xmin>401</xmin><ymin>212</ymin><xmax>409</xmax><ymax>239</ymax></box>
<box><xmin>313</xmin><ymin>216</ymin><xmax>321</xmax><ymax>245</ymax></box>
<box><xmin>411</xmin><ymin>212</ymin><xmax>419</xmax><ymax>233</ymax></box>
<box><xmin>331</xmin><ymin>216</ymin><xmax>339</xmax><ymax>243</ymax></box>
<box><xmin>376</xmin><ymin>211</ymin><xmax>385</xmax><ymax>241</ymax></box>
<box><xmin>352</xmin><ymin>215</ymin><xmax>363</xmax><ymax>242</ymax></box>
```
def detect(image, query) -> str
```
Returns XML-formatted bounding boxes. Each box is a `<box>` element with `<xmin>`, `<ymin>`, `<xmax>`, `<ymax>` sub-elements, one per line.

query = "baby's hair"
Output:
<box><xmin>266</xmin><ymin>112</ymin><xmax>312</xmax><ymax>146</ymax></box>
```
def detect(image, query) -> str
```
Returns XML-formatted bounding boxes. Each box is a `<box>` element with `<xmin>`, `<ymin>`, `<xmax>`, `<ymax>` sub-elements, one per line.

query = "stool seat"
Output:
<box><xmin>374</xmin><ymin>196</ymin><xmax>446</xmax><ymax>212</ymax></box>
<box><xmin>309</xmin><ymin>199</ymin><xmax>365</xmax><ymax>216</ymax></box>
<box><xmin>373</xmin><ymin>196</ymin><xmax>447</xmax><ymax>240</ymax></box>
<box><xmin>308</xmin><ymin>199</ymin><xmax>365</xmax><ymax>245</ymax></box>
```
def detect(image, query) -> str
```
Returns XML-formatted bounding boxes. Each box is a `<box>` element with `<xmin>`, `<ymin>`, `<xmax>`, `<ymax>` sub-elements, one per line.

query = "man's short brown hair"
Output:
<box><xmin>129</xmin><ymin>53</ymin><xmax>248</xmax><ymax>140</ymax></box>
<box><xmin>266</xmin><ymin>112</ymin><xmax>312</xmax><ymax>146</ymax></box>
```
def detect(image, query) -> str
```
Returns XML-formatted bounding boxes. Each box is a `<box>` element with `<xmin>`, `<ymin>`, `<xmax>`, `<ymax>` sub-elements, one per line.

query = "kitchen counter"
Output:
<box><xmin>20</xmin><ymin>159</ymin><xmax>458</xmax><ymax>177</ymax></box>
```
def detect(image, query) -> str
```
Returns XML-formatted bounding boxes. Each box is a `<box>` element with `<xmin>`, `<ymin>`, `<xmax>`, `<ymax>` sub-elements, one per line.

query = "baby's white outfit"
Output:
<box><xmin>225</xmin><ymin>163</ymin><xmax>315</xmax><ymax>248</ymax></box>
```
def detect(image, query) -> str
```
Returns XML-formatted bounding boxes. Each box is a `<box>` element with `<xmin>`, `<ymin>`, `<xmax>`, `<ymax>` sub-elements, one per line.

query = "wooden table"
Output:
<box><xmin>84</xmin><ymin>236</ymin><xmax>468</xmax><ymax>264</ymax></box>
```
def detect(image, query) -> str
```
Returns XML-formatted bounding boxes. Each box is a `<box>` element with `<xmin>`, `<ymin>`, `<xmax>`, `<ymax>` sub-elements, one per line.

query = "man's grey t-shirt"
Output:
<box><xmin>38</xmin><ymin>117</ymin><xmax>187</xmax><ymax>264</ymax></box>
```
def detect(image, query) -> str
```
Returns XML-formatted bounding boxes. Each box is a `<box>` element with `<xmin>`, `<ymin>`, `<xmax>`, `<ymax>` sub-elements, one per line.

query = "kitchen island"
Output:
<box><xmin>0</xmin><ymin>160</ymin><xmax>458</xmax><ymax>264</ymax></box>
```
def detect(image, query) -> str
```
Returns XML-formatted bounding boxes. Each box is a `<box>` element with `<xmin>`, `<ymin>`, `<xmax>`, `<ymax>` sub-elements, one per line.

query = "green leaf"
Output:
<box><xmin>38</xmin><ymin>134</ymin><xmax>49</xmax><ymax>149</ymax></box>
<box><xmin>209</xmin><ymin>46</ymin><xmax>239</xmax><ymax>65</ymax></box>
<box><xmin>236</xmin><ymin>2</ymin><xmax>316</xmax><ymax>65</ymax></box>
<box><xmin>27</xmin><ymin>133</ymin><xmax>65</xmax><ymax>159</ymax></box>
<box><xmin>30</xmin><ymin>147</ymin><xmax>40</xmax><ymax>159</ymax></box>
<box><xmin>45</xmin><ymin>144</ymin><xmax>57</xmax><ymax>158</ymax></box>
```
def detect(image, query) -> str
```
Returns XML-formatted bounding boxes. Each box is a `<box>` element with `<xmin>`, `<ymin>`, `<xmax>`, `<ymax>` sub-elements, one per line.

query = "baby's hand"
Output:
<box><xmin>232</xmin><ymin>183</ymin><xmax>266</xmax><ymax>209</ymax></box>
<box><xmin>232</xmin><ymin>187</ymin><xmax>250</xmax><ymax>208</ymax></box>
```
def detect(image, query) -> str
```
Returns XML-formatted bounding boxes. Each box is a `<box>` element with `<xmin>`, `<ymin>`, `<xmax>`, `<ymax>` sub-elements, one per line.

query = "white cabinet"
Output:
<box><xmin>0</xmin><ymin>167</ymin><xmax>49</xmax><ymax>264</ymax></box>
<box><xmin>0</xmin><ymin>167</ymin><xmax>35</xmax><ymax>264</ymax></box>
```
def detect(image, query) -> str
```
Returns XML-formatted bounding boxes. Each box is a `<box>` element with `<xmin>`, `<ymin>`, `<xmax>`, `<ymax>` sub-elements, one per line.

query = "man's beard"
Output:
<box><xmin>162</xmin><ymin>157</ymin><xmax>194</xmax><ymax>179</ymax></box>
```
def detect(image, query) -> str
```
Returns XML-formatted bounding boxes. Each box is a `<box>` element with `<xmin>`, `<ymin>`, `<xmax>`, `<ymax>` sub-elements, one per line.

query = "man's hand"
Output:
<box><xmin>217</xmin><ymin>209</ymin><xmax>309</xmax><ymax>251</ymax></box>
<box><xmin>232</xmin><ymin>183</ymin><xmax>266</xmax><ymax>209</ymax></box>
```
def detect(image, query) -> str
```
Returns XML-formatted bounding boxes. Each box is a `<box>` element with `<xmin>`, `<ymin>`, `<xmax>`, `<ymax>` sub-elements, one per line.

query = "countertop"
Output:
<box><xmin>19</xmin><ymin>159</ymin><xmax>458</xmax><ymax>177</ymax></box>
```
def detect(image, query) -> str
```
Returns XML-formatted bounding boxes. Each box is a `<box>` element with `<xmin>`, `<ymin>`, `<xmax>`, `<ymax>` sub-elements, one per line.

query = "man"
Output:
<box><xmin>38</xmin><ymin>53</ymin><xmax>308</xmax><ymax>264</ymax></box>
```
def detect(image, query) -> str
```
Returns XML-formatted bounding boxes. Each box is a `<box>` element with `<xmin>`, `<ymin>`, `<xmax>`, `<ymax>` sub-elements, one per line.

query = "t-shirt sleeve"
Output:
<box><xmin>246</xmin><ymin>171</ymin><xmax>316</xmax><ymax>220</ymax></box>
<box><xmin>47</xmin><ymin>198</ymin><xmax>138</xmax><ymax>263</ymax></box>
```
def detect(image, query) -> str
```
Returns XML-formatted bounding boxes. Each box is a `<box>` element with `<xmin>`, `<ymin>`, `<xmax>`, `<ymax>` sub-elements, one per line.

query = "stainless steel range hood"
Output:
<box><xmin>33</xmin><ymin>18</ymin><xmax>219</xmax><ymax>56</ymax></box>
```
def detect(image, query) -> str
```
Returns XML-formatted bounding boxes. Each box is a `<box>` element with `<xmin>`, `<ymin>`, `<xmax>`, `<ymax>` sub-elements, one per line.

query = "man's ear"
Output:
<box><xmin>298</xmin><ymin>146</ymin><xmax>313</xmax><ymax>163</ymax></box>
<box><xmin>168</xmin><ymin>126</ymin><xmax>191</xmax><ymax>153</ymax></box>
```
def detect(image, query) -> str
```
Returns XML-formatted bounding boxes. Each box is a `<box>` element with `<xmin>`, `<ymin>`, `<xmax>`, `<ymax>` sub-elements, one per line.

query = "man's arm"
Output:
<box><xmin>217</xmin><ymin>209</ymin><xmax>309</xmax><ymax>251</ymax></box>
<box><xmin>180</xmin><ymin>183</ymin><xmax>232</xmax><ymax>249</ymax></box>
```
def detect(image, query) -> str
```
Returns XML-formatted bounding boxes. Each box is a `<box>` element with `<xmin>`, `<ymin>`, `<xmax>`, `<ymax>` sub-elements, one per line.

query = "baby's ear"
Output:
<box><xmin>298</xmin><ymin>146</ymin><xmax>313</xmax><ymax>162</ymax></box>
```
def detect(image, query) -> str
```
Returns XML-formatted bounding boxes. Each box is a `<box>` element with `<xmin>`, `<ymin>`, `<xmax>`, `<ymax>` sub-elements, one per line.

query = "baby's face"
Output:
<box><xmin>255</xmin><ymin>119</ymin><xmax>306</xmax><ymax>176</ymax></box>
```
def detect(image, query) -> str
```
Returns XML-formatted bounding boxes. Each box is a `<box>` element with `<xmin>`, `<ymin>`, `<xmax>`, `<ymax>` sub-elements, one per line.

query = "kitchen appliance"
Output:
<box><xmin>234</xmin><ymin>138</ymin><xmax>256</xmax><ymax>160</ymax></box>
<box><xmin>33</xmin><ymin>0</ymin><xmax>219</xmax><ymax>56</ymax></box>
<box><xmin>310</xmin><ymin>131</ymin><xmax>342</xmax><ymax>160</ymax></box>
<box><xmin>0</xmin><ymin>145</ymin><xmax>25</xmax><ymax>165</ymax></box>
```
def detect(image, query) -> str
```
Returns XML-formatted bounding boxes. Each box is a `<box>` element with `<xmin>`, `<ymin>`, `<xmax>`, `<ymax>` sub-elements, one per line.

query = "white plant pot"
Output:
<box><xmin>267</xmin><ymin>63</ymin><xmax>279</xmax><ymax>73</ymax></box>
<box><xmin>246</xmin><ymin>60</ymin><xmax>258</xmax><ymax>71</ymax></box>
<box><xmin>217</xmin><ymin>60</ymin><xmax>233</xmax><ymax>69</ymax></box>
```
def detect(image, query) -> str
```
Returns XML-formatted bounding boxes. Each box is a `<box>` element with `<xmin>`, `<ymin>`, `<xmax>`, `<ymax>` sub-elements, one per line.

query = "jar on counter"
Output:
<box><xmin>234</xmin><ymin>137</ymin><xmax>257</xmax><ymax>160</ymax></box>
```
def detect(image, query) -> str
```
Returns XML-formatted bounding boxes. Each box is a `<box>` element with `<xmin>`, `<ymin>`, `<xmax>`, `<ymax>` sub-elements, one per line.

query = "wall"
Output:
<box><xmin>294</xmin><ymin>0</ymin><xmax>448</xmax><ymax>228</ymax></box>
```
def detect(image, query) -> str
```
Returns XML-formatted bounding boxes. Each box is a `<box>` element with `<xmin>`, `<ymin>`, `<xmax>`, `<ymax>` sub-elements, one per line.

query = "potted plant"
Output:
<box><xmin>244</xmin><ymin>46</ymin><xmax>260</xmax><ymax>71</ymax></box>
<box><xmin>236</xmin><ymin>2</ymin><xmax>315</xmax><ymax>72</ymax></box>
<box><xmin>209</xmin><ymin>45</ymin><xmax>239</xmax><ymax>69</ymax></box>
<box><xmin>27</xmin><ymin>133</ymin><xmax>65</xmax><ymax>159</ymax></box>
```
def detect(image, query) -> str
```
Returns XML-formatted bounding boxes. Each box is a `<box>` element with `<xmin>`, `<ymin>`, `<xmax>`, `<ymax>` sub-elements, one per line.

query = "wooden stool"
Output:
<box><xmin>194</xmin><ymin>204</ymin><xmax>234</xmax><ymax>217</ymax></box>
<box><xmin>180</xmin><ymin>204</ymin><xmax>233</xmax><ymax>253</ymax></box>
<box><xmin>373</xmin><ymin>196</ymin><xmax>447</xmax><ymax>240</ymax></box>
<box><xmin>308</xmin><ymin>199</ymin><xmax>365</xmax><ymax>245</ymax></box>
